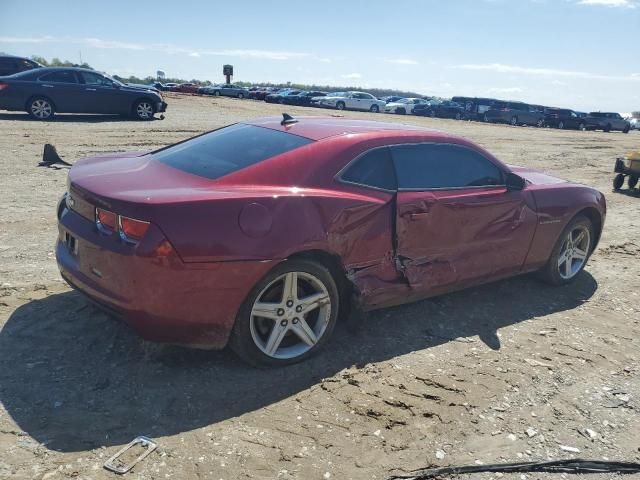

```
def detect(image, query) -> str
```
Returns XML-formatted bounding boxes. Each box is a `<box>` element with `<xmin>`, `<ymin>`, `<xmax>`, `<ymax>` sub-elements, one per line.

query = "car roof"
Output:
<box><xmin>245</xmin><ymin>116</ymin><xmax>449</xmax><ymax>141</ymax></box>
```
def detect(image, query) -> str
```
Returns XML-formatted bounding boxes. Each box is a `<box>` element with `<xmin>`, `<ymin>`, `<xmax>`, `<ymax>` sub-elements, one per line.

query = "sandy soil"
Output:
<box><xmin>0</xmin><ymin>95</ymin><xmax>639</xmax><ymax>480</ymax></box>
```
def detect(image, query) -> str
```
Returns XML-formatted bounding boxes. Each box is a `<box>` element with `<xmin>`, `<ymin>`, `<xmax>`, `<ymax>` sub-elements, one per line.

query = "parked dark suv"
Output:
<box><xmin>544</xmin><ymin>108</ymin><xmax>587</xmax><ymax>130</ymax></box>
<box><xmin>484</xmin><ymin>101</ymin><xmax>545</xmax><ymax>127</ymax></box>
<box><xmin>584</xmin><ymin>112</ymin><xmax>630</xmax><ymax>133</ymax></box>
<box><xmin>0</xmin><ymin>55</ymin><xmax>42</xmax><ymax>77</ymax></box>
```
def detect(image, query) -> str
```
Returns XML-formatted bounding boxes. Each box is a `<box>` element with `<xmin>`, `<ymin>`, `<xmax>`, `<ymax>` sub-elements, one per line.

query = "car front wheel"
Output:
<box><xmin>370</xmin><ymin>104</ymin><xmax>380</xmax><ymax>113</ymax></box>
<box><xmin>133</xmin><ymin>100</ymin><xmax>154</xmax><ymax>120</ymax></box>
<box><xmin>539</xmin><ymin>215</ymin><xmax>593</xmax><ymax>285</ymax></box>
<box><xmin>229</xmin><ymin>259</ymin><xmax>339</xmax><ymax>366</ymax></box>
<box><xmin>27</xmin><ymin>97</ymin><xmax>55</xmax><ymax>120</ymax></box>
<box><xmin>336</xmin><ymin>101</ymin><xmax>345</xmax><ymax>110</ymax></box>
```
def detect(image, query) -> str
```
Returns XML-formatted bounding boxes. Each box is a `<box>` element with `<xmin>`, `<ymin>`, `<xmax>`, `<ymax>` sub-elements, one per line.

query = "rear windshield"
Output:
<box><xmin>153</xmin><ymin>124</ymin><xmax>313</xmax><ymax>180</ymax></box>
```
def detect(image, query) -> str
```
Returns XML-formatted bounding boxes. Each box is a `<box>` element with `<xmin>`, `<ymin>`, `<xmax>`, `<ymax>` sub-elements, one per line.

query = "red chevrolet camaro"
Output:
<box><xmin>56</xmin><ymin>115</ymin><xmax>606</xmax><ymax>365</ymax></box>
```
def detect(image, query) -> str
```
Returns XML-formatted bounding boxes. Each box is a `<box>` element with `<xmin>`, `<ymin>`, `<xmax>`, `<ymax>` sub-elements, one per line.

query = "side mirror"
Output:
<box><xmin>506</xmin><ymin>172</ymin><xmax>526</xmax><ymax>191</ymax></box>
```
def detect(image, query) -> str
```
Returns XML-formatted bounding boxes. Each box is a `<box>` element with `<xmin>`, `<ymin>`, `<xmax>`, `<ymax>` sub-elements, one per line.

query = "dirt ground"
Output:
<box><xmin>0</xmin><ymin>95</ymin><xmax>639</xmax><ymax>480</ymax></box>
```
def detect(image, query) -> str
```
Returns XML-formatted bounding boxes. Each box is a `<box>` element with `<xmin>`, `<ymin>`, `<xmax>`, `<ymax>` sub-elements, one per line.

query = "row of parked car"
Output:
<box><xmin>159</xmin><ymin>79</ymin><xmax>635</xmax><ymax>133</ymax></box>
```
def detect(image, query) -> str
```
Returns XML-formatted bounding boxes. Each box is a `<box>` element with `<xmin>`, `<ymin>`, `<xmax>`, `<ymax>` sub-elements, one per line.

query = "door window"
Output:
<box><xmin>80</xmin><ymin>71</ymin><xmax>113</xmax><ymax>86</ymax></box>
<box><xmin>39</xmin><ymin>71</ymin><xmax>78</xmax><ymax>83</ymax></box>
<box><xmin>340</xmin><ymin>147</ymin><xmax>397</xmax><ymax>191</ymax></box>
<box><xmin>391</xmin><ymin>144</ymin><xmax>504</xmax><ymax>190</ymax></box>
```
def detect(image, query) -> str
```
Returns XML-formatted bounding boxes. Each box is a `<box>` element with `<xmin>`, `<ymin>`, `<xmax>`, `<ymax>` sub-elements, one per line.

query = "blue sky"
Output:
<box><xmin>1</xmin><ymin>0</ymin><xmax>638</xmax><ymax>112</ymax></box>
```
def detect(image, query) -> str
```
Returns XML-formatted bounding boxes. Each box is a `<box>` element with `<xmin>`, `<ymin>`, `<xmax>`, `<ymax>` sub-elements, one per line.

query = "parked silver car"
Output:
<box><xmin>204</xmin><ymin>84</ymin><xmax>249</xmax><ymax>98</ymax></box>
<box><xmin>313</xmin><ymin>91</ymin><xmax>386</xmax><ymax>112</ymax></box>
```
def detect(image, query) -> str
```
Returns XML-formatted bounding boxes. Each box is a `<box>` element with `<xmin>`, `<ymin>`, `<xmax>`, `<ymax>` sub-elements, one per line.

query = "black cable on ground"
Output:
<box><xmin>387</xmin><ymin>459</ymin><xmax>640</xmax><ymax>479</ymax></box>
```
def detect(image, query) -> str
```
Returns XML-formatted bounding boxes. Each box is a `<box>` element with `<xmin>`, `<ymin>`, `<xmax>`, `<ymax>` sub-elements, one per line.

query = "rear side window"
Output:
<box><xmin>153</xmin><ymin>124</ymin><xmax>313</xmax><ymax>180</ymax></box>
<box><xmin>391</xmin><ymin>144</ymin><xmax>504</xmax><ymax>190</ymax></box>
<box><xmin>341</xmin><ymin>147</ymin><xmax>397</xmax><ymax>190</ymax></box>
<box><xmin>39</xmin><ymin>71</ymin><xmax>78</xmax><ymax>83</ymax></box>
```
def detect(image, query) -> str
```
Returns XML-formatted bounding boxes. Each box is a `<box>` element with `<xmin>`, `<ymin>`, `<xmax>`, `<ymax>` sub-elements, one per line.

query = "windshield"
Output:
<box><xmin>153</xmin><ymin>124</ymin><xmax>313</xmax><ymax>180</ymax></box>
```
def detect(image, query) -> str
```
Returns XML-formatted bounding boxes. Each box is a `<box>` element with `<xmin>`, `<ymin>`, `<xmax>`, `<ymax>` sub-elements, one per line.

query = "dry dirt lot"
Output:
<box><xmin>0</xmin><ymin>94</ymin><xmax>639</xmax><ymax>480</ymax></box>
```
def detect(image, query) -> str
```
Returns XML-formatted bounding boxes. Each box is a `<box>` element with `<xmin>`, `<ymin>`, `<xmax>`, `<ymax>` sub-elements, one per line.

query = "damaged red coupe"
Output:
<box><xmin>56</xmin><ymin>115</ymin><xmax>606</xmax><ymax>365</ymax></box>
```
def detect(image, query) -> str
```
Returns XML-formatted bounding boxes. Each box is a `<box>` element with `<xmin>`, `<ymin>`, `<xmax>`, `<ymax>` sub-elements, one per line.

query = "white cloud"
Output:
<box><xmin>341</xmin><ymin>73</ymin><xmax>362</xmax><ymax>79</ymax></box>
<box><xmin>452</xmin><ymin>63</ymin><xmax>640</xmax><ymax>81</ymax></box>
<box><xmin>577</xmin><ymin>0</ymin><xmax>637</xmax><ymax>7</ymax></box>
<box><xmin>0</xmin><ymin>35</ymin><xmax>309</xmax><ymax>61</ymax></box>
<box><xmin>385</xmin><ymin>58</ymin><xmax>419</xmax><ymax>65</ymax></box>
<box><xmin>488</xmin><ymin>87</ymin><xmax>523</xmax><ymax>94</ymax></box>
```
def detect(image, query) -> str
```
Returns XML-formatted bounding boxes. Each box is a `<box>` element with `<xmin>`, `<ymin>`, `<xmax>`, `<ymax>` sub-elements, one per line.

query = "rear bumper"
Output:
<box><xmin>56</xmin><ymin>201</ymin><xmax>273</xmax><ymax>349</ymax></box>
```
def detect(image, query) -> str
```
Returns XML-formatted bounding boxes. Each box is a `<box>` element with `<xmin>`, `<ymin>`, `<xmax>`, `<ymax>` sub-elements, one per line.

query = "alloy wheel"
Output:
<box><xmin>557</xmin><ymin>226</ymin><xmax>590</xmax><ymax>280</ymax></box>
<box><xmin>136</xmin><ymin>102</ymin><xmax>153</xmax><ymax>120</ymax></box>
<box><xmin>249</xmin><ymin>271</ymin><xmax>332</xmax><ymax>360</ymax></box>
<box><xmin>31</xmin><ymin>99</ymin><xmax>52</xmax><ymax>119</ymax></box>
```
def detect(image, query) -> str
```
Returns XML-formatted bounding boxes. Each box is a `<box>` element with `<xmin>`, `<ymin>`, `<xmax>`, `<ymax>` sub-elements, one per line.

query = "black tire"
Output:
<box><xmin>536</xmin><ymin>118</ymin><xmax>544</xmax><ymax>128</ymax></box>
<box><xmin>396</xmin><ymin>107</ymin><xmax>406</xmax><ymax>115</ymax></box>
<box><xmin>613</xmin><ymin>173</ymin><xmax>625</xmax><ymax>190</ymax></box>
<box><xmin>430</xmin><ymin>110</ymin><xmax>436</xmax><ymax>118</ymax></box>
<box><xmin>623</xmin><ymin>125</ymin><xmax>630</xmax><ymax>134</ymax></box>
<box><xmin>578</xmin><ymin>122</ymin><xmax>586</xmax><ymax>131</ymax></box>
<box><xmin>511</xmin><ymin>116</ymin><xmax>518</xmax><ymax>126</ymax></box>
<box><xmin>539</xmin><ymin>215</ymin><xmax>594</xmax><ymax>286</ymax></box>
<box><xmin>229</xmin><ymin>259</ymin><xmax>340</xmax><ymax>367</ymax></box>
<box><xmin>132</xmin><ymin>99</ymin><xmax>155</xmax><ymax>121</ymax></box>
<box><xmin>214</xmin><ymin>90</ymin><xmax>220</xmax><ymax>96</ymax></box>
<box><xmin>336</xmin><ymin>101</ymin><xmax>345</xmax><ymax>111</ymax></box>
<box><xmin>628</xmin><ymin>175</ymin><xmax>639</xmax><ymax>189</ymax></box>
<box><xmin>370</xmin><ymin>104</ymin><xmax>379</xmax><ymax>113</ymax></box>
<box><xmin>27</xmin><ymin>96</ymin><xmax>55</xmax><ymax>120</ymax></box>
<box><xmin>604</xmin><ymin>123</ymin><xmax>611</xmax><ymax>133</ymax></box>
<box><xmin>558</xmin><ymin>120</ymin><xmax>565</xmax><ymax>129</ymax></box>
<box><xmin>455</xmin><ymin>112</ymin><xmax>462</xmax><ymax>120</ymax></box>
<box><xmin>483</xmin><ymin>113</ymin><xmax>489</xmax><ymax>122</ymax></box>
<box><xmin>278</xmin><ymin>98</ymin><xmax>285</xmax><ymax>104</ymax></box>
<box><xmin>238</xmin><ymin>93</ymin><xmax>244</xmax><ymax>99</ymax></box>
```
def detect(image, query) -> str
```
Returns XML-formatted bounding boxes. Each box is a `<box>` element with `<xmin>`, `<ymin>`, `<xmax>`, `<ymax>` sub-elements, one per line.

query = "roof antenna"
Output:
<box><xmin>281</xmin><ymin>113</ymin><xmax>298</xmax><ymax>126</ymax></box>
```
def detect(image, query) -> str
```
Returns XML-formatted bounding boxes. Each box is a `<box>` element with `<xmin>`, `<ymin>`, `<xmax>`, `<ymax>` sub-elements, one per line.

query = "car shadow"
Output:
<box><xmin>612</xmin><ymin>187</ymin><xmax>639</xmax><ymax>197</ymax></box>
<box><xmin>0</xmin><ymin>272</ymin><xmax>597</xmax><ymax>452</ymax></box>
<box><xmin>0</xmin><ymin>113</ymin><xmax>159</xmax><ymax>123</ymax></box>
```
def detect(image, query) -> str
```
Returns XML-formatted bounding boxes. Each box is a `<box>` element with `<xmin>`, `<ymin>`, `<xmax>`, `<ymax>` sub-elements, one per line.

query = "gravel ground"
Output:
<box><xmin>0</xmin><ymin>94</ymin><xmax>639</xmax><ymax>480</ymax></box>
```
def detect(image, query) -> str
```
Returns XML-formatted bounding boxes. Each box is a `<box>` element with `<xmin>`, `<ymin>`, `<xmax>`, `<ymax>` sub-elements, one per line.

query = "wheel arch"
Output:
<box><xmin>25</xmin><ymin>94</ymin><xmax>56</xmax><ymax>112</ymax></box>
<box><xmin>575</xmin><ymin>206</ymin><xmax>603</xmax><ymax>251</ymax></box>
<box><xmin>131</xmin><ymin>96</ymin><xmax>157</xmax><ymax>114</ymax></box>
<box><xmin>285</xmin><ymin>249</ymin><xmax>355</xmax><ymax>322</ymax></box>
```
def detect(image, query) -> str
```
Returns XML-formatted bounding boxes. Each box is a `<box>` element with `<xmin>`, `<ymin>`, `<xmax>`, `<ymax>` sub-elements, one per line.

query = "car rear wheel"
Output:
<box><xmin>558</xmin><ymin>121</ymin><xmax>565</xmax><ymax>129</ymax></box>
<box><xmin>133</xmin><ymin>99</ymin><xmax>154</xmax><ymax>120</ymax></box>
<box><xmin>455</xmin><ymin>112</ymin><xmax>462</xmax><ymax>120</ymax></box>
<box><xmin>27</xmin><ymin>97</ymin><xmax>54</xmax><ymax>120</ymax></box>
<box><xmin>214</xmin><ymin>91</ymin><xmax>220</xmax><ymax>96</ymax></box>
<box><xmin>536</xmin><ymin>118</ymin><xmax>544</xmax><ymax>128</ymax></box>
<box><xmin>628</xmin><ymin>175</ymin><xmax>639</xmax><ymax>189</ymax></box>
<box><xmin>229</xmin><ymin>259</ymin><xmax>339</xmax><ymax>366</ymax></box>
<box><xmin>539</xmin><ymin>215</ymin><xmax>593</xmax><ymax>285</ymax></box>
<box><xmin>370</xmin><ymin>104</ymin><xmax>380</xmax><ymax>113</ymax></box>
<box><xmin>613</xmin><ymin>173</ymin><xmax>625</xmax><ymax>190</ymax></box>
<box><xmin>396</xmin><ymin>107</ymin><xmax>405</xmax><ymax>115</ymax></box>
<box><xmin>510</xmin><ymin>116</ymin><xmax>518</xmax><ymax>126</ymax></box>
<box><xmin>578</xmin><ymin>122</ymin><xmax>586</xmax><ymax>131</ymax></box>
<box><xmin>604</xmin><ymin>123</ymin><xmax>611</xmax><ymax>133</ymax></box>
<box><xmin>623</xmin><ymin>125</ymin><xmax>630</xmax><ymax>134</ymax></box>
<box><xmin>238</xmin><ymin>93</ymin><xmax>244</xmax><ymax>99</ymax></box>
<box><xmin>336</xmin><ymin>101</ymin><xmax>345</xmax><ymax>111</ymax></box>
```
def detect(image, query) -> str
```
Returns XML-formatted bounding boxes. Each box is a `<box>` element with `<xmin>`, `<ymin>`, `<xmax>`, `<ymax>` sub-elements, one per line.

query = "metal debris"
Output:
<box><xmin>103</xmin><ymin>436</ymin><xmax>158</xmax><ymax>474</ymax></box>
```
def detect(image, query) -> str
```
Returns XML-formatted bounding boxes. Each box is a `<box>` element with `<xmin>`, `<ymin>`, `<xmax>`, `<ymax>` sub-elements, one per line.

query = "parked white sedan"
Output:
<box><xmin>314</xmin><ymin>91</ymin><xmax>386</xmax><ymax>112</ymax></box>
<box><xmin>384</xmin><ymin>98</ymin><xmax>429</xmax><ymax>115</ymax></box>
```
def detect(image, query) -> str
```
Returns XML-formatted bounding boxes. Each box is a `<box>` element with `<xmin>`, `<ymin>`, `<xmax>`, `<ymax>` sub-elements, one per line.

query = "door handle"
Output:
<box><xmin>85</xmin><ymin>88</ymin><xmax>97</xmax><ymax>91</ymax></box>
<box><xmin>41</xmin><ymin>84</ymin><xmax>54</xmax><ymax>88</ymax></box>
<box><xmin>408</xmin><ymin>212</ymin><xmax>430</xmax><ymax>221</ymax></box>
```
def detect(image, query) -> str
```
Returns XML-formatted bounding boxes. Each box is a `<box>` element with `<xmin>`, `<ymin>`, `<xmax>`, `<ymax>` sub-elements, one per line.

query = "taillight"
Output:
<box><xmin>0</xmin><ymin>83</ymin><xmax>8</xmax><ymax>91</ymax></box>
<box><xmin>96</xmin><ymin>208</ymin><xmax>117</xmax><ymax>232</ymax></box>
<box><xmin>119</xmin><ymin>215</ymin><xmax>150</xmax><ymax>241</ymax></box>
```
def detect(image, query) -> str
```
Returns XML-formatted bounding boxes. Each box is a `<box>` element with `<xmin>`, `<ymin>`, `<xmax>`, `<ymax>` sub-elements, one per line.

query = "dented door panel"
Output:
<box><xmin>395</xmin><ymin>187</ymin><xmax>537</xmax><ymax>291</ymax></box>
